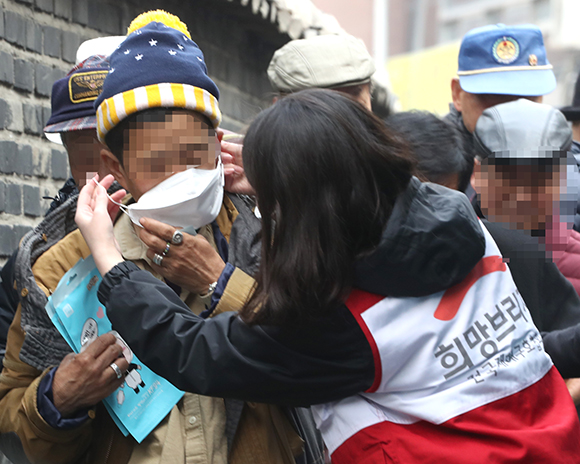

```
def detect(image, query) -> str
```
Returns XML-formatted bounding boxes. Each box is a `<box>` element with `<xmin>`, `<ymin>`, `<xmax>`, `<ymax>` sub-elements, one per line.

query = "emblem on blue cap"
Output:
<box><xmin>492</xmin><ymin>37</ymin><xmax>519</xmax><ymax>64</ymax></box>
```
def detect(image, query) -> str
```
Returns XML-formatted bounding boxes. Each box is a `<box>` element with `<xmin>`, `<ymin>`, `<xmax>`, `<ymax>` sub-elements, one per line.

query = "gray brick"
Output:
<box><xmin>54</xmin><ymin>0</ymin><xmax>72</xmax><ymax>20</ymax></box>
<box><xmin>0</xmin><ymin>51</ymin><xmax>14</xmax><ymax>86</ymax></box>
<box><xmin>62</xmin><ymin>30</ymin><xmax>79</xmax><ymax>64</ymax></box>
<box><xmin>51</xmin><ymin>149</ymin><xmax>68</xmax><ymax>180</ymax></box>
<box><xmin>26</xmin><ymin>20</ymin><xmax>42</xmax><ymax>54</ymax></box>
<box><xmin>72</xmin><ymin>0</ymin><xmax>88</xmax><ymax>25</ymax></box>
<box><xmin>23</xmin><ymin>103</ymin><xmax>43</xmax><ymax>135</ymax></box>
<box><xmin>6</xmin><ymin>100</ymin><xmax>23</xmax><ymax>133</ymax></box>
<box><xmin>43</xmin><ymin>26</ymin><xmax>61</xmax><ymax>59</ymax></box>
<box><xmin>42</xmin><ymin>106</ymin><xmax>52</xmax><ymax>128</ymax></box>
<box><xmin>88</xmin><ymin>2</ymin><xmax>122</xmax><ymax>35</ymax></box>
<box><xmin>0</xmin><ymin>180</ymin><xmax>5</xmax><ymax>213</ymax></box>
<box><xmin>17</xmin><ymin>144</ymin><xmax>34</xmax><ymax>176</ymax></box>
<box><xmin>0</xmin><ymin>5</ymin><xmax>4</xmax><ymax>39</ymax></box>
<box><xmin>0</xmin><ymin>99</ymin><xmax>11</xmax><ymax>129</ymax></box>
<box><xmin>0</xmin><ymin>141</ymin><xmax>17</xmax><ymax>174</ymax></box>
<box><xmin>52</xmin><ymin>67</ymin><xmax>66</xmax><ymax>81</ymax></box>
<box><xmin>4</xmin><ymin>11</ymin><xmax>26</xmax><ymax>48</ymax></box>
<box><xmin>35</xmin><ymin>63</ymin><xmax>53</xmax><ymax>96</ymax></box>
<box><xmin>34</xmin><ymin>149</ymin><xmax>50</xmax><ymax>178</ymax></box>
<box><xmin>5</xmin><ymin>184</ymin><xmax>22</xmax><ymax>215</ymax></box>
<box><xmin>23</xmin><ymin>184</ymin><xmax>41</xmax><ymax>217</ymax></box>
<box><xmin>0</xmin><ymin>226</ymin><xmax>16</xmax><ymax>257</ymax></box>
<box><xmin>35</xmin><ymin>0</ymin><xmax>53</xmax><ymax>14</ymax></box>
<box><xmin>14</xmin><ymin>59</ymin><xmax>34</xmax><ymax>93</ymax></box>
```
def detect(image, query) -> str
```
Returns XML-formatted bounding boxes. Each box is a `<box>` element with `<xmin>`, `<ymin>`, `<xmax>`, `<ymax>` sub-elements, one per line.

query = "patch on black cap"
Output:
<box><xmin>69</xmin><ymin>70</ymin><xmax>108</xmax><ymax>103</ymax></box>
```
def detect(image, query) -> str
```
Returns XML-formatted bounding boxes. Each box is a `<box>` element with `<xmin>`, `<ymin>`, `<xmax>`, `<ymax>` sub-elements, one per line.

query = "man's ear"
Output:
<box><xmin>100</xmin><ymin>149</ymin><xmax>128</xmax><ymax>189</ymax></box>
<box><xmin>451</xmin><ymin>78</ymin><xmax>463</xmax><ymax>112</ymax></box>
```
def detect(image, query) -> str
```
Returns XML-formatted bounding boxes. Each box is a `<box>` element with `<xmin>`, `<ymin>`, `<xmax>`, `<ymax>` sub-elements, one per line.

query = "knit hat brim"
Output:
<box><xmin>96</xmin><ymin>82</ymin><xmax>221</xmax><ymax>143</ymax></box>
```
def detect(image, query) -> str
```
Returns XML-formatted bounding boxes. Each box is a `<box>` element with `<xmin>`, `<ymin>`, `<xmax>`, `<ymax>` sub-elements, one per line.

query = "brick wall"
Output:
<box><xmin>0</xmin><ymin>0</ymin><xmax>288</xmax><ymax>265</ymax></box>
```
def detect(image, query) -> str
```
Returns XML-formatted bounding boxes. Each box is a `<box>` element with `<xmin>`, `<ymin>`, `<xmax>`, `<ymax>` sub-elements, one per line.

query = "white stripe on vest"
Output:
<box><xmin>312</xmin><ymin>222</ymin><xmax>553</xmax><ymax>454</ymax></box>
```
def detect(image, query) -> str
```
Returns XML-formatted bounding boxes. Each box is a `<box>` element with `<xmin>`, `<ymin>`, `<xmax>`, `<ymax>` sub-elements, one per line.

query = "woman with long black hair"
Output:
<box><xmin>77</xmin><ymin>89</ymin><xmax>580</xmax><ymax>463</ymax></box>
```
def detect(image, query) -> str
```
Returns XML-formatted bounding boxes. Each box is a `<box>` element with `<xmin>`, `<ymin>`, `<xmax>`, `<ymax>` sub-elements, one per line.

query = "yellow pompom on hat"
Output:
<box><xmin>94</xmin><ymin>10</ymin><xmax>221</xmax><ymax>144</ymax></box>
<box><xmin>127</xmin><ymin>10</ymin><xmax>191</xmax><ymax>39</ymax></box>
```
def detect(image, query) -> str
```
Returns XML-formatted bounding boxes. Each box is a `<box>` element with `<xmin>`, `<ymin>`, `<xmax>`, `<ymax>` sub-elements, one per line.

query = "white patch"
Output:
<box><xmin>135</xmin><ymin>54</ymin><xmax>143</xmax><ymax>61</ymax></box>
<box><xmin>168</xmin><ymin>50</ymin><xmax>177</xmax><ymax>56</ymax></box>
<box><xmin>177</xmin><ymin>44</ymin><xmax>184</xmax><ymax>50</ymax></box>
<box><xmin>196</xmin><ymin>56</ymin><xmax>203</xmax><ymax>62</ymax></box>
<box><xmin>124</xmin><ymin>49</ymin><xmax>130</xmax><ymax>55</ymax></box>
<box><xmin>149</xmin><ymin>39</ymin><xmax>157</xmax><ymax>46</ymax></box>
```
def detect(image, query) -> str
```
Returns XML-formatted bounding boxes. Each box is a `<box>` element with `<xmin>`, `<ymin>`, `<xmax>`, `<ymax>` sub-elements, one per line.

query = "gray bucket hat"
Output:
<box><xmin>474</xmin><ymin>99</ymin><xmax>572</xmax><ymax>163</ymax></box>
<box><xmin>267</xmin><ymin>34</ymin><xmax>375</xmax><ymax>93</ymax></box>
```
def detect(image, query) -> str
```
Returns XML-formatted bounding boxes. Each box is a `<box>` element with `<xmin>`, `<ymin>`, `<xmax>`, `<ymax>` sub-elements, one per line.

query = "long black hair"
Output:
<box><xmin>240</xmin><ymin>89</ymin><xmax>414</xmax><ymax>325</ymax></box>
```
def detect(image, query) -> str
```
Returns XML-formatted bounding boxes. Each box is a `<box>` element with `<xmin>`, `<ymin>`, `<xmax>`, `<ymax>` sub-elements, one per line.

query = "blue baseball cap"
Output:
<box><xmin>457</xmin><ymin>24</ymin><xmax>556</xmax><ymax>96</ymax></box>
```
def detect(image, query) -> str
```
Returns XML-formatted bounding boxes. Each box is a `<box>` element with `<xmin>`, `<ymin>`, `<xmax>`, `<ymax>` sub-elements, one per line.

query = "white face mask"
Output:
<box><xmin>100</xmin><ymin>160</ymin><xmax>224</xmax><ymax>230</ymax></box>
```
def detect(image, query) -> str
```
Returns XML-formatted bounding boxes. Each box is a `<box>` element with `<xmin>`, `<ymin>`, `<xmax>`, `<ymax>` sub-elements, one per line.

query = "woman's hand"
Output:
<box><xmin>219</xmin><ymin>130</ymin><xmax>255</xmax><ymax>196</ymax></box>
<box><xmin>138</xmin><ymin>217</ymin><xmax>226</xmax><ymax>294</ymax></box>
<box><xmin>75</xmin><ymin>174</ymin><xmax>125</xmax><ymax>276</ymax></box>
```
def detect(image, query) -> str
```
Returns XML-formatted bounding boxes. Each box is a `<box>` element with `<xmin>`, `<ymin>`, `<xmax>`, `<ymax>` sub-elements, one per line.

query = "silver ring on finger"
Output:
<box><xmin>171</xmin><ymin>230</ymin><xmax>183</xmax><ymax>245</ymax></box>
<box><xmin>153</xmin><ymin>253</ymin><xmax>164</xmax><ymax>266</ymax></box>
<box><xmin>110</xmin><ymin>362</ymin><xmax>123</xmax><ymax>379</ymax></box>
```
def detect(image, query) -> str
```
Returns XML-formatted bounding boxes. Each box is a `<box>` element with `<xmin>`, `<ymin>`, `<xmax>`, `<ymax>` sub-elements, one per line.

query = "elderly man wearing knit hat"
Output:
<box><xmin>0</xmin><ymin>10</ymin><xmax>314</xmax><ymax>464</ymax></box>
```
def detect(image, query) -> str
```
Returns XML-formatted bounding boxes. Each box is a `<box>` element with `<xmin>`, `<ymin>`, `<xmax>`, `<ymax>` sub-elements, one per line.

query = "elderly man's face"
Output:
<box><xmin>62</xmin><ymin>129</ymin><xmax>108</xmax><ymax>188</ymax></box>
<box><xmin>103</xmin><ymin>111</ymin><xmax>219</xmax><ymax>201</ymax></box>
<box><xmin>451</xmin><ymin>78</ymin><xmax>542</xmax><ymax>133</ymax></box>
<box><xmin>474</xmin><ymin>160</ymin><xmax>563</xmax><ymax>232</ymax></box>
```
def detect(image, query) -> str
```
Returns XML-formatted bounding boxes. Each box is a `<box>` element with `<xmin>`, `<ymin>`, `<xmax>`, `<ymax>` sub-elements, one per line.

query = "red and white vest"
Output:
<box><xmin>312</xmin><ymin>223</ymin><xmax>580</xmax><ymax>463</ymax></box>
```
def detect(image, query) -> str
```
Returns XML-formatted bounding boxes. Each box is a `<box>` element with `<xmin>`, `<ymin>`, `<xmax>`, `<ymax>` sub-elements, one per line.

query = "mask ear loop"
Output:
<box><xmin>92</xmin><ymin>177</ymin><xmax>130</xmax><ymax>216</ymax></box>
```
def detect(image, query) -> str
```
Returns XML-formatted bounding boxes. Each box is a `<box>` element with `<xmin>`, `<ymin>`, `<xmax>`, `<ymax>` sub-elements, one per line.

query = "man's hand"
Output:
<box><xmin>565</xmin><ymin>378</ymin><xmax>580</xmax><ymax>405</ymax></box>
<box><xmin>219</xmin><ymin>130</ymin><xmax>255</xmax><ymax>196</ymax></box>
<box><xmin>139</xmin><ymin>217</ymin><xmax>226</xmax><ymax>294</ymax></box>
<box><xmin>52</xmin><ymin>333</ymin><xmax>129</xmax><ymax>417</ymax></box>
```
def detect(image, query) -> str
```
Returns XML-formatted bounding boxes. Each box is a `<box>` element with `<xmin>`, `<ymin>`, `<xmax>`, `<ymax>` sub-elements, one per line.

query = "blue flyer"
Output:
<box><xmin>46</xmin><ymin>255</ymin><xmax>184</xmax><ymax>443</ymax></box>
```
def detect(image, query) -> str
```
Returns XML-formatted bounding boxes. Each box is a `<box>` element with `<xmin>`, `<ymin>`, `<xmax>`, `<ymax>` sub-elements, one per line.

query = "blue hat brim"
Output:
<box><xmin>459</xmin><ymin>69</ymin><xmax>556</xmax><ymax>96</ymax></box>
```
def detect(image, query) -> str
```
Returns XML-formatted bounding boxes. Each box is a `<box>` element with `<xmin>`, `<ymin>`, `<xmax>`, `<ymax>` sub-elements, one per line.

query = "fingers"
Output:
<box><xmin>140</xmin><ymin>218</ymin><xmax>176</xmax><ymax>242</ymax></box>
<box><xmin>221</xmin><ymin>141</ymin><xmax>243</xmax><ymax>162</ymax></box>
<box><xmin>138</xmin><ymin>227</ymin><xmax>169</xmax><ymax>253</ymax></box>
<box><xmin>85</xmin><ymin>333</ymin><xmax>118</xmax><ymax>358</ymax></box>
<box><xmin>110</xmin><ymin>189</ymin><xmax>126</xmax><ymax>204</ymax></box>
<box><xmin>77</xmin><ymin>175</ymin><xmax>98</xmax><ymax>215</ymax></box>
<box><xmin>221</xmin><ymin>153</ymin><xmax>235</xmax><ymax>165</ymax></box>
<box><xmin>97</xmin><ymin>174</ymin><xmax>116</xmax><ymax>191</ymax></box>
<box><xmin>107</xmin><ymin>356</ymin><xmax>129</xmax><ymax>382</ymax></box>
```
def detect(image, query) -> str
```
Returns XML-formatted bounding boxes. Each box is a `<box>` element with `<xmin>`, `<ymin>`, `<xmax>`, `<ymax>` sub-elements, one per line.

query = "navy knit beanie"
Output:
<box><xmin>94</xmin><ymin>10</ymin><xmax>221</xmax><ymax>143</ymax></box>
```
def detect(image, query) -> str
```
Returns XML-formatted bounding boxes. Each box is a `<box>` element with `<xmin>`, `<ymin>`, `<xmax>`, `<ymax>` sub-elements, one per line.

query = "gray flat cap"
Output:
<box><xmin>474</xmin><ymin>99</ymin><xmax>572</xmax><ymax>162</ymax></box>
<box><xmin>267</xmin><ymin>34</ymin><xmax>375</xmax><ymax>93</ymax></box>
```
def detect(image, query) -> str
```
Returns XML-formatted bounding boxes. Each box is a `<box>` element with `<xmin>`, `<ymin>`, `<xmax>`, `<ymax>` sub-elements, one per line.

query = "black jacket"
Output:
<box><xmin>483</xmin><ymin>220</ymin><xmax>580</xmax><ymax>378</ymax></box>
<box><xmin>98</xmin><ymin>179</ymin><xmax>486</xmax><ymax>406</ymax></box>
